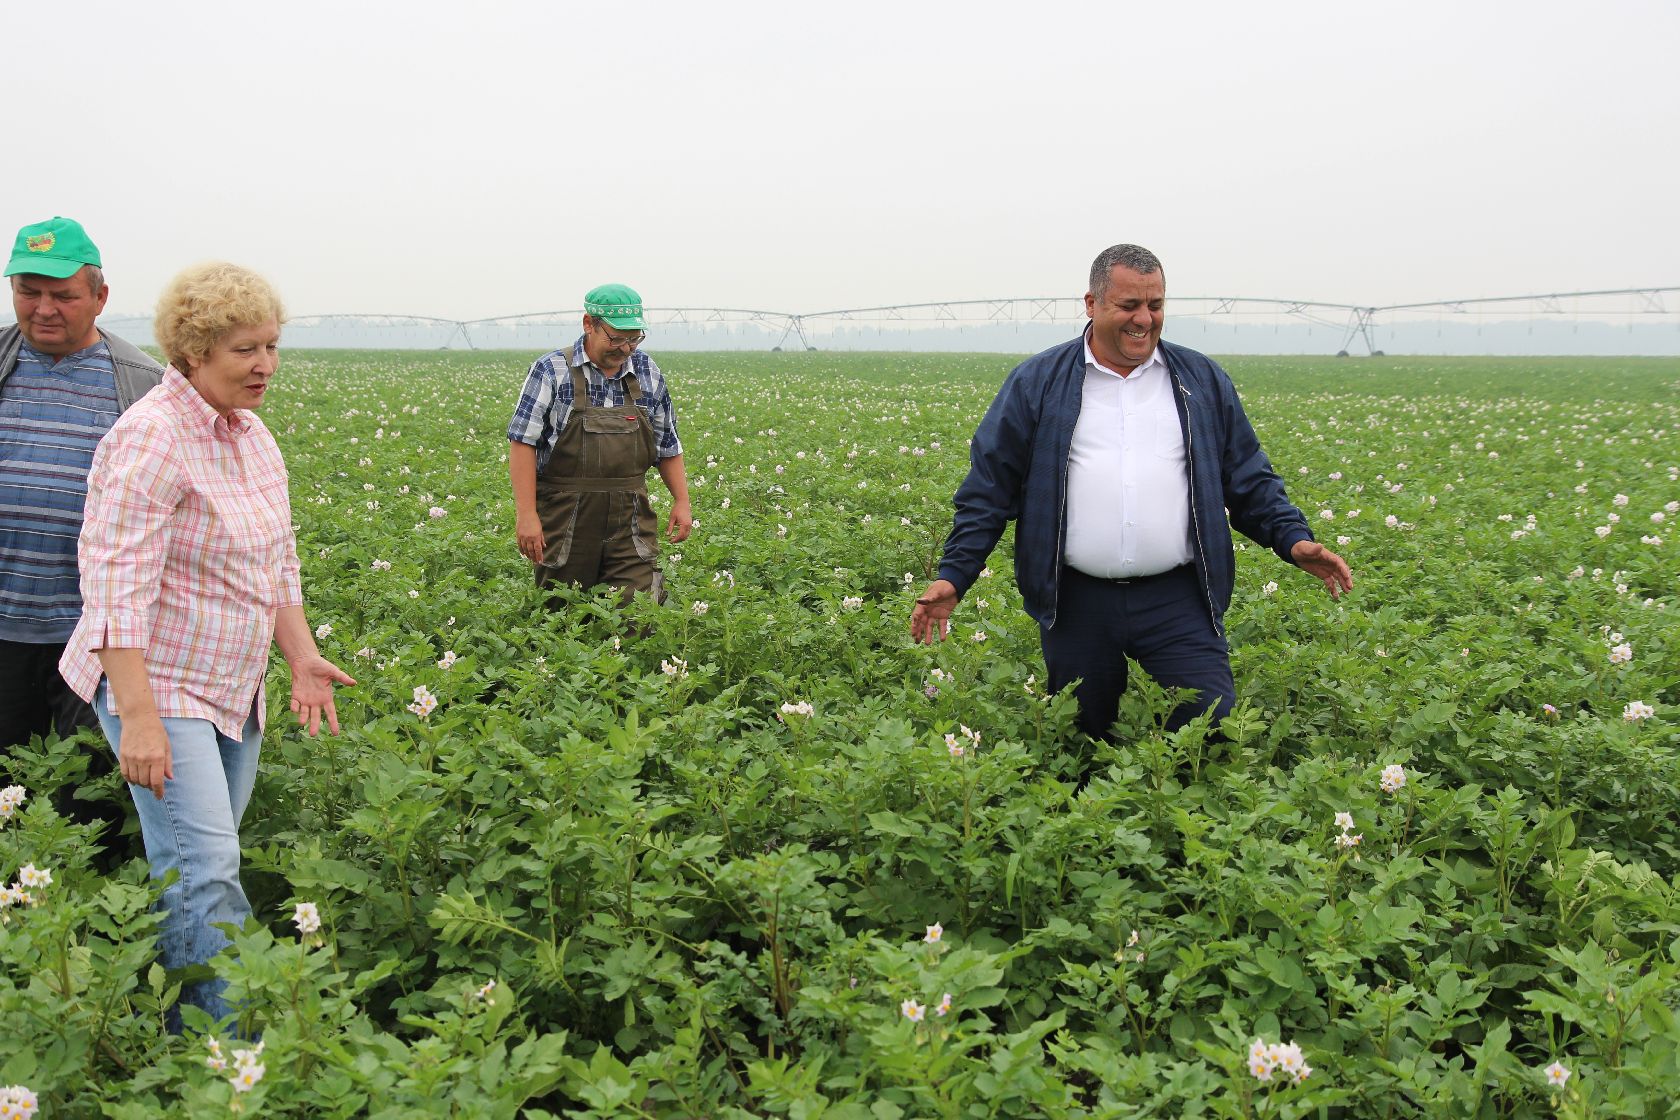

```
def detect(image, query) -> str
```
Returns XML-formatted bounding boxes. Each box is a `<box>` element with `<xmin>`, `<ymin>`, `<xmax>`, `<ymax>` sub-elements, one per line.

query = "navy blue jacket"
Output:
<box><xmin>936</xmin><ymin>336</ymin><xmax>1313</xmax><ymax>632</ymax></box>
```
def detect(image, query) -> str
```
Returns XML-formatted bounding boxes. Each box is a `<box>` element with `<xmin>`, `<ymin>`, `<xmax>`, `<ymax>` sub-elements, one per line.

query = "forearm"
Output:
<box><xmin>96</xmin><ymin>648</ymin><xmax>160</xmax><ymax>722</ymax></box>
<box><xmin>656</xmin><ymin>454</ymin><xmax>689</xmax><ymax>504</ymax></box>
<box><xmin>272</xmin><ymin>604</ymin><xmax>321</xmax><ymax>667</ymax></box>
<box><xmin>509</xmin><ymin>441</ymin><xmax>539</xmax><ymax>517</ymax></box>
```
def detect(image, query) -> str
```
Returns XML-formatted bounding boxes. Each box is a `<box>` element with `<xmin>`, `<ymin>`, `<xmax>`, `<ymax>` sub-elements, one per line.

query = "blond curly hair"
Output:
<box><xmin>153</xmin><ymin>262</ymin><xmax>286</xmax><ymax>372</ymax></box>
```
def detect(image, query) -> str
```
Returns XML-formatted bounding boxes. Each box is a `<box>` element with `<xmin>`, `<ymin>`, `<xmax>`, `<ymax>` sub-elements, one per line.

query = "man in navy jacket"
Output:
<box><xmin>911</xmin><ymin>244</ymin><xmax>1351</xmax><ymax>741</ymax></box>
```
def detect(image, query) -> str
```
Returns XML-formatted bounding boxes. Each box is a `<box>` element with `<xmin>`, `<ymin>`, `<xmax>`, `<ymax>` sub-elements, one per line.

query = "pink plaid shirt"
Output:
<box><xmin>60</xmin><ymin>367</ymin><xmax>302</xmax><ymax>738</ymax></box>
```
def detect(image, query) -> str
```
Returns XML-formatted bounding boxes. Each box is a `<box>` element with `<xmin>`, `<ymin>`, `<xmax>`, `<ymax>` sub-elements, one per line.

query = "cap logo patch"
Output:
<box><xmin>25</xmin><ymin>233</ymin><xmax>55</xmax><ymax>253</ymax></box>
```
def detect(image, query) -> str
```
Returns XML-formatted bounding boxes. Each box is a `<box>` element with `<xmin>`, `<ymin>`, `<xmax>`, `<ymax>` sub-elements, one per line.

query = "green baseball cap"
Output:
<box><xmin>5</xmin><ymin>216</ymin><xmax>102</xmax><ymax>279</ymax></box>
<box><xmin>583</xmin><ymin>283</ymin><xmax>647</xmax><ymax>330</ymax></box>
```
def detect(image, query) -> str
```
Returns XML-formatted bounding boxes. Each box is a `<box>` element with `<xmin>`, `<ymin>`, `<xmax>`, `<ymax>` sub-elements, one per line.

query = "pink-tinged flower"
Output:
<box><xmin>0</xmin><ymin>1083</ymin><xmax>40</xmax><ymax>1118</ymax></box>
<box><xmin>935</xmin><ymin>992</ymin><xmax>953</xmax><ymax>1016</ymax></box>
<box><xmin>1543</xmin><ymin>1060</ymin><xmax>1570</xmax><ymax>1088</ymax></box>
<box><xmin>924</xmin><ymin>922</ymin><xmax>944</xmax><ymax>944</ymax></box>
<box><xmin>1542</xmin><ymin>703</ymin><xmax>1559</xmax><ymax>719</ymax></box>
<box><xmin>1248</xmin><ymin>1037</ymin><xmax>1311</xmax><ymax>1086</ymax></box>
<box><xmin>429</xmin><ymin>506</ymin><xmax>447</xmax><ymax>519</ymax></box>
<box><xmin>1270</xmin><ymin>1040</ymin><xmax>1307</xmax><ymax>1081</ymax></box>
<box><xmin>901</xmin><ymin>998</ymin><xmax>925</xmax><ymax>1022</ymax></box>
<box><xmin>407</xmin><ymin>685</ymin><xmax>438</xmax><ymax>718</ymax></box>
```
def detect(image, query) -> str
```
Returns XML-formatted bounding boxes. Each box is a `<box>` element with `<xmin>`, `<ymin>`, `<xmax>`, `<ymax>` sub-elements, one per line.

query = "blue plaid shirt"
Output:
<box><xmin>506</xmin><ymin>338</ymin><xmax>683</xmax><ymax>471</ymax></box>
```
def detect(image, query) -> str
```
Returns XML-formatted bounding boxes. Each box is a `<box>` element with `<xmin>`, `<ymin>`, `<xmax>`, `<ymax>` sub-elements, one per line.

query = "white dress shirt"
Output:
<box><xmin>1062</xmin><ymin>337</ymin><xmax>1194</xmax><ymax>578</ymax></box>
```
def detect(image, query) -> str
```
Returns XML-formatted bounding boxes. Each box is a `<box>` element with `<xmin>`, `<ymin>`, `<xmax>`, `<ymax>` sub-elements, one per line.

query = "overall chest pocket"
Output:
<box><xmin>579</xmin><ymin>410</ymin><xmax>643</xmax><ymax>436</ymax></box>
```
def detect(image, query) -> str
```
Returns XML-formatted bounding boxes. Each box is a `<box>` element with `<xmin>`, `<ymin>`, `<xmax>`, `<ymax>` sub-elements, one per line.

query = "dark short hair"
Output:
<box><xmin>1089</xmin><ymin>244</ymin><xmax>1164</xmax><ymax>299</ymax></box>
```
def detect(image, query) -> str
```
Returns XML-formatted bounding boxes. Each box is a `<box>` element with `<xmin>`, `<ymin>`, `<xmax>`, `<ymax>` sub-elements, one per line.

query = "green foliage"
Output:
<box><xmin>2</xmin><ymin>350</ymin><xmax>1677</xmax><ymax>1116</ymax></box>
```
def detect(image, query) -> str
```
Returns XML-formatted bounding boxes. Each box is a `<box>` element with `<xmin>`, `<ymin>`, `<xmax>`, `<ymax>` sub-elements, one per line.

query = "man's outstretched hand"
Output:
<box><xmin>910</xmin><ymin>579</ymin><xmax>960</xmax><ymax>643</ymax></box>
<box><xmin>1291</xmin><ymin>539</ymin><xmax>1353</xmax><ymax>599</ymax></box>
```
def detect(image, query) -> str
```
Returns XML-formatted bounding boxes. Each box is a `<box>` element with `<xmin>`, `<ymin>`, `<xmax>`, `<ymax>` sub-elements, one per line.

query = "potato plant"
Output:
<box><xmin>2</xmin><ymin>351</ymin><xmax>1677</xmax><ymax>1117</ymax></box>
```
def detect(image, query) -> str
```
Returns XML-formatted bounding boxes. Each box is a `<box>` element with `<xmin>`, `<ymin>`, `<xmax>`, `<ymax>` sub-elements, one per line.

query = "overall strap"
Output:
<box><xmin>567</xmin><ymin>361</ymin><xmax>591</xmax><ymax>409</ymax></box>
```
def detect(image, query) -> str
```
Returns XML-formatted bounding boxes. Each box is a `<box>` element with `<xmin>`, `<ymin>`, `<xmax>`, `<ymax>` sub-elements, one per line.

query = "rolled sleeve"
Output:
<box><xmin>507</xmin><ymin>358</ymin><xmax>558</xmax><ymax>449</ymax></box>
<box><xmin>644</xmin><ymin>362</ymin><xmax>683</xmax><ymax>459</ymax></box>
<box><xmin>278</xmin><ymin>526</ymin><xmax>304</xmax><ymax>609</ymax></box>
<box><xmin>76</xmin><ymin>422</ymin><xmax>183</xmax><ymax>652</ymax></box>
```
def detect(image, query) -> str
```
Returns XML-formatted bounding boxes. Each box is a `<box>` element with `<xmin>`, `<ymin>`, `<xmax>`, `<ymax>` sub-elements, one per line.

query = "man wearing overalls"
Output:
<box><xmin>508</xmin><ymin>284</ymin><xmax>692</xmax><ymax>601</ymax></box>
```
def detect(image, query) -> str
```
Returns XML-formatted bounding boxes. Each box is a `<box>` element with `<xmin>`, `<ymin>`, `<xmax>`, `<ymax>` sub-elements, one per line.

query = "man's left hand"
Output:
<box><xmin>288</xmin><ymin>653</ymin><xmax>356</xmax><ymax>737</ymax></box>
<box><xmin>667</xmin><ymin>496</ymin><xmax>694</xmax><ymax>543</ymax></box>
<box><xmin>1290</xmin><ymin>539</ymin><xmax>1353</xmax><ymax>599</ymax></box>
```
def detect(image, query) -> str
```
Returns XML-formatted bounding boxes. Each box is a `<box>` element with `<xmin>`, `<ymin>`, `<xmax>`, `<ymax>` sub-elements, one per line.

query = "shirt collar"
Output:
<box><xmin>571</xmin><ymin>336</ymin><xmax>638</xmax><ymax>380</ymax></box>
<box><xmin>17</xmin><ymin>336</ymin><xmax>111</xmax><ymax>367</ymax></box>
<box><xmin>162</xmin><ymin>365</ymin><xmax>253</xmax><ymax>438</ymax></box>
<box><xmin>1082</xmin><ymin>327</ymin><xmax>1162</xmax><ymax>381</ymax></box>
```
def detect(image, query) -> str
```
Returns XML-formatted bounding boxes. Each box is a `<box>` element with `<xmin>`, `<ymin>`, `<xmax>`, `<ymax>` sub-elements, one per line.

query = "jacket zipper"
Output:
<box><xmin>1176</xmin><ymin>376</ymin><xmax>1223</xmax><ymax>637</ymax></box>
<box><xmin>1050</xmin><ymin>360</ymin><xmax>1091</xmax><ymax>632</ymax></box>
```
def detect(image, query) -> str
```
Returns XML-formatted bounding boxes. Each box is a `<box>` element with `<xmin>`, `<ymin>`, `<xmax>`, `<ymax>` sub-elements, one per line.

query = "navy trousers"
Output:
<box><xmin>1040</xmin><ymin>565</ymin><xmax>1235</xmax><ymax>742</ymax></box>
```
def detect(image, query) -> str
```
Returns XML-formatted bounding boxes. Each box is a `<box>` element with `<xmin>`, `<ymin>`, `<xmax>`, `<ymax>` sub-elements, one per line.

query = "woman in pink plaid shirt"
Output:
<box><xmin>60</xmin><ymin>262</ymin><xmax>353</xmax><ymax>1030</ymax></box>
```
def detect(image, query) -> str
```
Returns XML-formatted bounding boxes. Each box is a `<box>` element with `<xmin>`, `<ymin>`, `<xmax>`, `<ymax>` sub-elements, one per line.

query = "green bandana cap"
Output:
<box><xmin>5</xmin><ymin>216</ymin><xmax>102</xmax><ymax>279</ymax></box>
<box><xmin>583</xmin><ymin>283</ymin><xmax>646</xmax><ymax>330</ymax></box>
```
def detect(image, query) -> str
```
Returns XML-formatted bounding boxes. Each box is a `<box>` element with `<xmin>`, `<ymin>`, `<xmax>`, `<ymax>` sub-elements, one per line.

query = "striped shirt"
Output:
<box><xmin>59</xmin><ymin>367</ymin><xmax>302</xmax><ymax>738</ymax></box>
<box><xmin>507</xmin><ymin>338</ymin><xmax>683</xmax><ymax>471</ymax></box>
<box><xmin>0</xmin><ymin>340</ymin><xmax>119</xmax><ymax>643</ymax></box>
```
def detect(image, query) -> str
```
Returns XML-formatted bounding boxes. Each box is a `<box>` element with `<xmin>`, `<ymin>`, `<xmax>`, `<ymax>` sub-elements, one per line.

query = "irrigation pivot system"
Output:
<box><xmin>99</xmin><ymin>287</ymin><xmax>1677</xmax><ymax>355</ymax></box>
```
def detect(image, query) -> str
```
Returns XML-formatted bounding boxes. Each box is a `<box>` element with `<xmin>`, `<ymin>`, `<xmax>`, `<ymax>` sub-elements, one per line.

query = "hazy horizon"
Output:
<box><xmin>6</xmin><ymin>1</ymin><xmax>1677</xmax><ymax>323</ymax></box>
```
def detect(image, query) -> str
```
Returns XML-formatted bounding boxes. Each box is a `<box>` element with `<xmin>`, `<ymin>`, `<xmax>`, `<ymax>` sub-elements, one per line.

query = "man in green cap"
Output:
<box><xmin>507</xmin><ymin>283</ymin><xmax>692</xmax><ymax>603</ymax></box>
<box><xmin>2</xmin><ymin>217</ymin><xmax>162</xmax><ymax>758</ymax></box>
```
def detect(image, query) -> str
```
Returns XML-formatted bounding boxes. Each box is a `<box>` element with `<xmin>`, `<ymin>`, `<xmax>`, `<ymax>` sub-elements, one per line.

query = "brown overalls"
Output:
<box><xmin>533</xmin><ymin>357</ymin><xmax>663</xmax><ymax>599</ymax></box>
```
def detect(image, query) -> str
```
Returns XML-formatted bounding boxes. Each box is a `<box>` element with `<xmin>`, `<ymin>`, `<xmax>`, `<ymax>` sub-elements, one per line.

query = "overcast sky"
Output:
<box><xmin>8</xmin><ymin>0</ymin><xmax>1676</xmax><ymax>321</ymax></box>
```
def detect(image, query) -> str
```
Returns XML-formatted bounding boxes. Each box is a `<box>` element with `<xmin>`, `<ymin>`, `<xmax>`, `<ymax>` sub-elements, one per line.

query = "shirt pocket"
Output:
<box><xmin>1153</xmin><ymin>411</ymin><xmax>1185</xmax><ymax>461</ymax></box>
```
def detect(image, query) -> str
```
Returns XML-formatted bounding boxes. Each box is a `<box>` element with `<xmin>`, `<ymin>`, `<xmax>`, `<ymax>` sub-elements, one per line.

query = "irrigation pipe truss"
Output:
<box><xmin>101</xmin><ymin>287</ymin><xmax>1678</xmax><ymax>356</ymax></box>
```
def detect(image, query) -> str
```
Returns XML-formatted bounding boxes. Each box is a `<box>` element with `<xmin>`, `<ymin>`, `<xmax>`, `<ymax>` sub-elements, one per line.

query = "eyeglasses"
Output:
<box><xmin>595</xmin><ymin>321</ymin><xmax>646</xmax><ymax>349</ymax></box>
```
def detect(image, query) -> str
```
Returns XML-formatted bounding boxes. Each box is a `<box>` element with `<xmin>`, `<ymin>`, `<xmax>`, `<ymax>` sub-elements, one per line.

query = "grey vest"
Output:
<box><xmin>0</xmin><ymin>324</ymin><xmax>163</xmax><ymax>411</ymax></box>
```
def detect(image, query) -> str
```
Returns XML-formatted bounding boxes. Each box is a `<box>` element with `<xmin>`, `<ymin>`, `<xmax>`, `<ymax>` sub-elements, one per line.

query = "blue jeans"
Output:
<box><xmin>95</xmin><ymin>681</ymin><xmax>260</xmax><ymax>1027</ymax></box>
